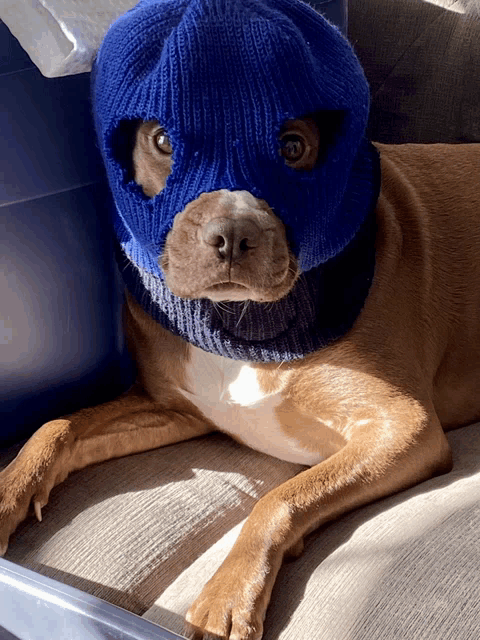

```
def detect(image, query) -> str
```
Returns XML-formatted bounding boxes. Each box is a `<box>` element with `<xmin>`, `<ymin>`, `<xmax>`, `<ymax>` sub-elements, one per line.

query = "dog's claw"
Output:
<box><xmin>34</xmin><ymin>501</ymin><xmax>43</xmax><ymax>523</ymax></box>
<box><xmin>0</xmin><ymin>541</ymin><xmax>7</xmax><ymax>557</ymax></box>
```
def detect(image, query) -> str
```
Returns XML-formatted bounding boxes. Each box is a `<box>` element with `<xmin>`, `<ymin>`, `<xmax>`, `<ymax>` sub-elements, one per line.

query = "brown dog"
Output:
<box><xmin>1</xmin><ymin>117</ymin><xmax>480</xmax><ymax>640</ymax></box>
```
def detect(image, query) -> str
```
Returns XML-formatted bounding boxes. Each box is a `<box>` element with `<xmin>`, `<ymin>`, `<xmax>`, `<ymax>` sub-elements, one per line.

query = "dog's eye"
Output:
<box><xmin>154</xmin><ymin>130</ymin><xmax>173</xmax><ymax>155</ymax></box>
<box><xmin>279</xmin><ymin>134</ymin><xmax>306</xmax><ymax>163</ymax></box>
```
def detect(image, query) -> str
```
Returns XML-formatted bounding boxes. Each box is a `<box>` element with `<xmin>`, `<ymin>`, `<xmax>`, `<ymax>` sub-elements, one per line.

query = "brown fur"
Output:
<box><xmin>1</xmin><ymin>122</ymin><xmax>479</xmax><ymax>640</ymax></box>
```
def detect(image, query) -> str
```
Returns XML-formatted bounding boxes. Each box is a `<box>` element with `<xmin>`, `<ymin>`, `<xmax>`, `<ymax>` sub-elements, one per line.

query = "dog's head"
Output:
<box><xmin>93</xmin><ymin>0</ymin><xmax>372</xmax><ymax>304</ymax></box>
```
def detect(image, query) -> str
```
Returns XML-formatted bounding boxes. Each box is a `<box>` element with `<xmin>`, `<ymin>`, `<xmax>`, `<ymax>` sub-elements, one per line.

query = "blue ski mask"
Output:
<box><xmin>92</xmin><ymin>0</ymin><xmax>380</xmax><ymax>362</ymax></box>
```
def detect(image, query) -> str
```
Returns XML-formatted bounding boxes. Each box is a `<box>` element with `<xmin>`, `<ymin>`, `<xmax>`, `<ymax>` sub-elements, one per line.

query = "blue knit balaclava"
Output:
<box><xmin>93</xmin><ymin>0</ymin><xmax>380</xmax><ymax>362</ymax></box>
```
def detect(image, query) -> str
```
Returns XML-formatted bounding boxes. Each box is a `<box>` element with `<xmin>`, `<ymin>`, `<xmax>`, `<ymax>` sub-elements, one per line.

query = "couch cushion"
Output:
<box><xmin>142</xmin><ymin>422</ymin><xmax>480</xmax><ymax>640</ymax></box>
<box><xmin>2</xmin><ymin>423</ymin><xmax>480</xmax><ymax>638</ymax></box>
<box><xmin>0</xmin><ymin>435</ymin><xmax>302</xmax><ymax>615</ymax></box>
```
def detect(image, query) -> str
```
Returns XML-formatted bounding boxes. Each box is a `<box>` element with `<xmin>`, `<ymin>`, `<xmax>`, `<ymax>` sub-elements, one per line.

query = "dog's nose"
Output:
<box><xmin>202</xmin><ymin>217</ymin><xmax>261</xmax><ymax>262</ymax></box>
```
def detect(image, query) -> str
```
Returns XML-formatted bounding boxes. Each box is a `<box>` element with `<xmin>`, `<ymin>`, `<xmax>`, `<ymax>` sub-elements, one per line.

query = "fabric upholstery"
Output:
<box><xmin>143</xmin><ymin>424</ymin><xmax>480</xmax><ymax>640</ymax></box>
<box><xmin>1</xmin><ymin>435</ymin><xmax>303</xmax><ymax>615</ymax></box>
<box><xmin>349</xmin><ymin>0</ymin><xmax>480</xmax><ymax>143</ymax></box>
<box><xmin>2</xmin><ymin>424</ymin><xmax>479</xmax><ymax>638</ymax></box>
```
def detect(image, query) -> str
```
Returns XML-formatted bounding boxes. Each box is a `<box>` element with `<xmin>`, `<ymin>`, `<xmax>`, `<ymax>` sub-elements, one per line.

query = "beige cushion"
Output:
<box><xmin>1</xmin><ymin>435</ymin><xmax>302</xmax><ymax>615</ymax></box>
<box><xmin>143</xmin><ymin>423</ymin><xmax>480</xmax><ymax>640</ymax></box>
<box><xmin>2</xmin><ymin>424</ymin><xmax>479</xmax><ymax>638</ymax></box>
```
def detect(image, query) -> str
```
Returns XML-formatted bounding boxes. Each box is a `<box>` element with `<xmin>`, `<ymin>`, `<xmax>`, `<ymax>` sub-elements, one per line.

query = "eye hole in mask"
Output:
<box><xmin>111</xmin><ymin>118</ymin><xmax>143</xmax><ymax>183</ymax></box>
<box><xmin>279</xmin><ymin>118</ymin><xmax>319</xmax><ymax>170</ymax></box>
<box><xmin>110</xmin><ymin>119</ymin><xmax>174</xmax><ymax>199</ymax></box>
<box><xmin>279</xmin><ymin>111</ymin><xmax>345</xmax><ymax>170</ymax></box>
<box><xmin>132</xmin><ymin>121</ymin><xmax>174</xmax><ymax>198</ymax></box>
<box><xmin>316</xmin><ymin>110</ymin><xmax>346</xmax><ymax>159</ymax></box>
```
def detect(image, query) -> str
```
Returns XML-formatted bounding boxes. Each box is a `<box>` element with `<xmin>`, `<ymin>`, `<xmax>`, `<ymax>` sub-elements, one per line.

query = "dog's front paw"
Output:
<box><xmin>0</xmin><ymin>468</ymin><xmax>30</xmax><ymax>555</ymax></box>
<box><xmin>0</xmin><ymin>466</ymin><xmax>51</xmax><ymax>556</ymax></box>
<box><xmin>0</xmin><ymin>418</ymin><xmax>78</xmax><ymax>555</ymax></box>
<box><xmin>185</xmin><ymin>555</ymin><xmax>271</xmax><ymax>640</ymax></box>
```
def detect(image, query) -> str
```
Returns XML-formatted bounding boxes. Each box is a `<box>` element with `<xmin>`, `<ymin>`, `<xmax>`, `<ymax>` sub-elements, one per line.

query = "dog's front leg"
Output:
<box><xmin>185</xmin><ymin>411</ymin><xmax>452</xmax><ymax>640</ymax></box>
<box><xmin>0</xmin><ymin>383</ymin><xmax>212</xmax><ymax>555</ymax></box>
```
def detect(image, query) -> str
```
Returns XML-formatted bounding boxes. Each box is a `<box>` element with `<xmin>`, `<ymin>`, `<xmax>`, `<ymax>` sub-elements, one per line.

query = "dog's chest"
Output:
<box><xmin>178</xmin><ymin>345</ymin><xmax>326</xmax><ymax>465</ymax></box>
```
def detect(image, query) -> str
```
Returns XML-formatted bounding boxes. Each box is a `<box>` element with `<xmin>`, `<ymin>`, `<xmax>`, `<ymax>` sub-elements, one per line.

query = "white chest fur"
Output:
<box><xmin>178</xmin><ymin>345</ymin><xmax>326</xmax><ymax>465</ymax></box>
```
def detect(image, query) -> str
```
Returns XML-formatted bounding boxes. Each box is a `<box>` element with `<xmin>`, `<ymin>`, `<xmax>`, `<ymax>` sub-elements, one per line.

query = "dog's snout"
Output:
<box><xmin>162</xmin><ymin>190</ymin><xmax>297</xmax><ymax>301</ymax></box>
<box><xmin>202</xmin><ymin>217</ymin><xmax>261</xmax><ymax>262</ymax></box>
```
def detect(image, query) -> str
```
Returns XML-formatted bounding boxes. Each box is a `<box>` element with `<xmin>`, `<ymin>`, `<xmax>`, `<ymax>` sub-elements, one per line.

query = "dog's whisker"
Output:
<box><xmin>216</xmin><ymin>301</ymin><xmax>236</xmax><ymax>314</ymax></box>
<box><xmin>236</xmin><ymin>300</ymin><xmax>251</xmax><ymax>327</ymax></box>
<box><xmin>211</xmin><ymin>302</ymin><xmax>223</xmax><ymax>319</ymax></box>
